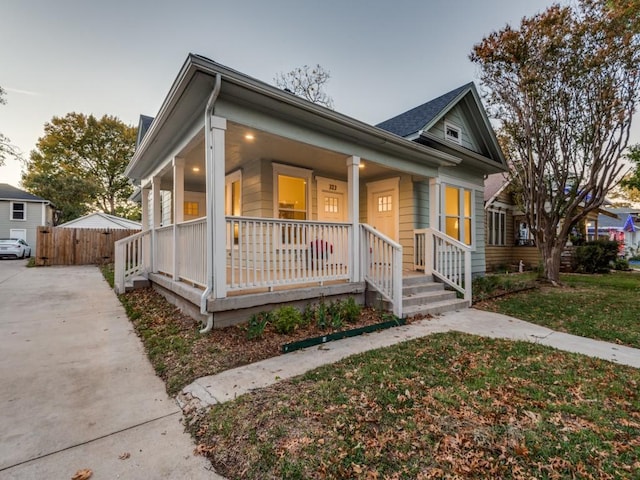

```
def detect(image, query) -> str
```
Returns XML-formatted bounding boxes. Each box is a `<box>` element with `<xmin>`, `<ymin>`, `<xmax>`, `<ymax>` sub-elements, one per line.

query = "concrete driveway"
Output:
<box><xmin>0</xmin><ymin>263</ymin><xmax>219</xmax><ymax>479</ymax></box>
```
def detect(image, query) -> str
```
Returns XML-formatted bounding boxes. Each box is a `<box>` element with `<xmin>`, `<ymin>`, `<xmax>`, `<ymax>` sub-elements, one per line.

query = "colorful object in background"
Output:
<box><xmin>623</xmin><ymin>214</ymin><xmax>637</xmax><ymax>233</ymax></box>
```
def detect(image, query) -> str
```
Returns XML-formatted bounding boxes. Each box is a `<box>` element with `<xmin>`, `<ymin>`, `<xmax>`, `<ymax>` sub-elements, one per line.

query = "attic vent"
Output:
<box><xmin>445</xmin><ymin>122</ymin><xmax>462</xmax><ymax>145</ymax></box>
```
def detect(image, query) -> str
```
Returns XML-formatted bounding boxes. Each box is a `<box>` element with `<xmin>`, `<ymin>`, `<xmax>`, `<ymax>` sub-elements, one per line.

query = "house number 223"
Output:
<box><xmin>329</xmin><ymin>184</ymin><xmax>337</xmax><ymax>191</ymax></box>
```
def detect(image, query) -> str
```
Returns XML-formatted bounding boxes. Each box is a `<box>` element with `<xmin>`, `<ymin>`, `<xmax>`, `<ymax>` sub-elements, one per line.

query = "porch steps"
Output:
<box><xmin>401</xmin><ymin>275</ymin><xmax>469</xmax><ymax>318</ymax></box>
<box><xmin>124</xmin><ymin>275</ymin><xmax>150</xmax><ymax>292</ymax></box>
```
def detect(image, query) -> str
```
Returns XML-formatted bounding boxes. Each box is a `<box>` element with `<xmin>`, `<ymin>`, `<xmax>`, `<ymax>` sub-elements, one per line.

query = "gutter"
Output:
<box><xmin>199</xmin><ymin>73</ymin><xmax>222</xmax><ymax>334</ymax></box>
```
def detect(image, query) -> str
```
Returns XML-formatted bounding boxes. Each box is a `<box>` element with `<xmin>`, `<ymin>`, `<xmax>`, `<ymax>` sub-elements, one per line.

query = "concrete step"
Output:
<box><xmin>402</xmin><ymin>275</ymin><xmax>436</xmax><ymax>287</ymax></box>
<box><xmin>402</xmin><ymin>289</ymin><xmax>457</xmax><ymax>307</ymax></box>
<box><xmin>403</xmin><ymin>282</ymin><xmax>444</xmax><ymax>296</ymax></box>
<box><xmin>403</xmin><ymin>298</ymin><xmax>470</xmax><ymax>317</ymax></box>
<box><xmin>125</xmin><ymin>275</ymin><xmax>150</xmax><ymax>292</ymax></box>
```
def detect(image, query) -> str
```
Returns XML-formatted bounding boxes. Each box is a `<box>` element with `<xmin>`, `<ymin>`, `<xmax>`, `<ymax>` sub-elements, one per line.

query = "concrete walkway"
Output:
<box><xmin>183</xmin><ymin>308</ymin><xmax>640</xmax><ymax>408</ymax></box>
<box><xmin>0</xmin><ymin>261</ymin><xmax>220</xmax><ymax>480</ymax></box>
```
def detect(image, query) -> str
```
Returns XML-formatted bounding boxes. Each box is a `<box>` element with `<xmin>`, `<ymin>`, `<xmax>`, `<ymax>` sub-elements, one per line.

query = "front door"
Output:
<box><xmin>367</xmin><ymin>177</ymin><xmax>399</xmax><ymax>241</ymax></box>
<box><xmin>316</xmin><ymin>177</ymin><xmax>347</xmax><ymax>222</ymax></box>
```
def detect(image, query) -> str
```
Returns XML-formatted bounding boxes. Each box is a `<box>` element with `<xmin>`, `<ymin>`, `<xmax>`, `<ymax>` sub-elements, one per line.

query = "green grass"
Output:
<box><xmin>192</xmin><ymin>332</ymin><xmax>640</xmax><ymax>479</ymax></box>
<box><xmin>478</xmin><ymin>272</ymin><xmax>640</xmax><ymax>348</ymax></box>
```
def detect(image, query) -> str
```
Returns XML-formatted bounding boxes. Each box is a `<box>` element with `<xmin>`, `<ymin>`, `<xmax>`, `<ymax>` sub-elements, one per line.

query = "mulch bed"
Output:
<box><xmin>120</xmin><ymin>288</ymin><xmax>420</xmax><ymax>395</ymax></box>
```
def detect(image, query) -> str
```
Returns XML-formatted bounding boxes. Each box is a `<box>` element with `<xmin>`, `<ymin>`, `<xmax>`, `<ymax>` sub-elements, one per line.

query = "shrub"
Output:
<box><xmin>246</xmin><ymin>311</ymin><xmax>270</xmax><ymax>340</ymax></box>
<box><xmin>339</xmin><ymin>297</ymin><xmax>362</xmax><ymax>324</ymax></box>
<box><xmin>613</xmin><ymin>257</ymin><xmax>629</xmax><ymax>271</ymax></box>
<box><xmin>574</xmin><ymin>240</ymin><xmax>619</xmax><ymax>273</ymax></box>
<box><xmin>271</xmin><ymin>306</ymin><xmax>304</xmax><ymax>334</ymax></box>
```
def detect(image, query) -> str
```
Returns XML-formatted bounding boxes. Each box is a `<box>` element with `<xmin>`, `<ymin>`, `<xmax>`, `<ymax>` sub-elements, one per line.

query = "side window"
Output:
<box><xmin>443</xmin><ymin>185</ymin><xmax>473</xmax><ymax>246</ymax></box>
<box><xmin>11</xmin><ymin>202</ymin><xmax>26</xmax><ymax>221</ymax></box>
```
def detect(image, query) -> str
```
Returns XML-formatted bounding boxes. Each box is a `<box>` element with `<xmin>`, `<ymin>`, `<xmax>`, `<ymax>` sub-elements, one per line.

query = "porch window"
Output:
<box><xmin>225</xmin><ymin>170</ymin><xmax>242</xmax><ymax>245</ymax></box>
<box><xmin>184</xmin><ymin>202</ymin><xmax>199</xmax><ymax>217</ymax></box>
<box><xmin>487</xmin><ymin>209</ymin><xmax>506</xmax><ymax>246</ymax></box>
<box><xmin>444</xmin><ymin>185</ymin><xmax>473</xmax><ymax>246</ymax></box>
<box><xmin>10</xmin><ymin>202</ymin><xmax>25</xmax><ymax>221</ymax></box>
<box><xmin>273</xmin><ymin>163</ymin><xmax>312</xmax><ymax>220</ymax></box>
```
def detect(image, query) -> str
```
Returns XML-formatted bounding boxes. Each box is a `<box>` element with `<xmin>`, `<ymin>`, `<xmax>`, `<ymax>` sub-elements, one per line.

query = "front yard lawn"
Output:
<box><xmin>191</xmin><ymin>332</ymin><xmax>640</xmax><ymax>479</ymax></box>
<box><xmin>476</xmin><ymin>272</ymin><xmax>640</xmax><ymax>349</ymax></box>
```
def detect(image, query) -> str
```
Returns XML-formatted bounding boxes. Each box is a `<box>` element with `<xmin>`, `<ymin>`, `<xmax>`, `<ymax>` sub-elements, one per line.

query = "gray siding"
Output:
<box><xmin>429</xmin><ymin>104</ymin><xmax>481</xmax><ymax>153</ymax></box>
<box><xmin>0</xmin><ymin>200</ymin><xmax>51</xmax><ymax>252</ymax></box>
<box><xmin>414</xmin><ymin>180</ymin><xmax>430</xmax><ymax>229</ymax></box>
<box><xmin>398</xmin><ymin>174</ymin><xmax>415</xmax><ymax>270</ymax></box>
<box><xmin>472</xmin><ymin>191</ymin><xmax>486</xmax><ymax>276</ymax></box>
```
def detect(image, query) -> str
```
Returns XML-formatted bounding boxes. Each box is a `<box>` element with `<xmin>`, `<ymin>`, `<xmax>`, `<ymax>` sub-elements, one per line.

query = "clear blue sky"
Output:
<box><xmin>1</xmin><ymin>0</ymin><xmax>608</xmax><ymax>188</ymax></box>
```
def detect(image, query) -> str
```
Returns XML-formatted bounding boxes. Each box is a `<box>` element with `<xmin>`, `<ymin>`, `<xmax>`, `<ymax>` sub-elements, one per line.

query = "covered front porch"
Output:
<box><xmin>115</xmin><ymin>59</ymin><xmax>475</xmax><ymax>329</ymax></box>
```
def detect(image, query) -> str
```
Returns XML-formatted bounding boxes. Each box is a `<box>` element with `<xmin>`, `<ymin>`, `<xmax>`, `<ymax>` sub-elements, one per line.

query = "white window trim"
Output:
<box><xmin>272</xmin><ymin>163</ymin><xmax>313</xmax><ymax>220</ymax></box>
<box><xmin>10</xmin><ymin>201</ymin><xmax>27</xmax><ymax>221</ymax></box>
<box><xmin>487</xmin><ymin>208</ymin><xmax>507</xmax><ymax>246</ymax></box>
<box><xmin>225</xmin><ymin>169</ymin><xmax>242</xmax><ymax>216</ymax></box>
<box><xmin>440</xmin><ymin>183</ymin><xmax>476</xmax><ymax>250</ymax></box>
<box><xmin>444</xmin><ymin>121</ymin><xmax>462</xmax><ymax>145</ymax></box>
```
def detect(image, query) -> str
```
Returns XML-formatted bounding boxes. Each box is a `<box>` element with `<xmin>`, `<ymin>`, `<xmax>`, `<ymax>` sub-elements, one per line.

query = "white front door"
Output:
<box><xmin>316</xmin><ymin>177</ymin><xmax>347</xmax><ymax>222</ymax></box>
<box><xmin>367</xmin><ymin>177</ymin><xmax>400</xmax><ymax>241</ymax></box>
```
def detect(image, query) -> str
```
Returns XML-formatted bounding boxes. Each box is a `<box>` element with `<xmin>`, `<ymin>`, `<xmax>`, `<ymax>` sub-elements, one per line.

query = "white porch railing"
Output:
<box><xmin>414</xmin><ymin>228</ymin><xmax>472</xmax><ymax>302</ymax></box>
<box><xmin>155</xmin><ymin>225</ymin><xmax>174</xmax><ymax>275</ymax></box>
<box><xmin>226</xmin><ymin>216</ymin><xmax>351</xmax><ymax>291</ymax></box>
<box><xmin>114</xmin><ymin>230</ymin><xmax>151</xmax><ymax>294</ymax></box>
<box><xmin>360</xmin><ymin>224</ymin><xmax>403</xmax><ymax>318</ymax></box>
<box><xmin>177</xmin><ymin>218</ymin><xmax>206</xmax><ymax>287</ymax></box>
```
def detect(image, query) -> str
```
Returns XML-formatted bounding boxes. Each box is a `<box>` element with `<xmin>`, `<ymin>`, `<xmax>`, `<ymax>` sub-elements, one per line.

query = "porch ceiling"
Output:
<box><xmin>161</xmin><ymin>121</ymin><xmax>400</xmax><ymax>191</ymax></box>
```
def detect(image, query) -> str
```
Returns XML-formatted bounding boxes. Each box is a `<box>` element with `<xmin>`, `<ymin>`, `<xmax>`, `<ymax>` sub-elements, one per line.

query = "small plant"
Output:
<box><xmin>316</xmin><ymin>301</ymin><xmax>328</xmax><ymax>330</ymax></box>
<box><xmin>271</xmin><ymin>306</ymin><xmax>304</xmax><ymax>334</ymax></box>
<box><xmin>339</xmin><ymin>297</ymin><xmax>362</xmax><ymax>324</ymax></box>
<box><xmin>302</xmin><ymin>303</ymin><xmax>316</xmax><ymax>325</ymax></box>
<box><xmin>246</xmin><ymin>311</ymin><xmax>270</xmax><ymax>340</ymax></box>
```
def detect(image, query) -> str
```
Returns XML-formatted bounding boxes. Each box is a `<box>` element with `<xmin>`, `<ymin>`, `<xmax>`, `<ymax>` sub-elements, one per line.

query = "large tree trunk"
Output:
<box><xmin>539</xmin><ymin>236</ymin><xmax>566</xmax><ymax>285</ymax></box>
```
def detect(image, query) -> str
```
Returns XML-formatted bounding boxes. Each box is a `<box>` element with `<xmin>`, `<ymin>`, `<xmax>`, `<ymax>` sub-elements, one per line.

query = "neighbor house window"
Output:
<box><xmin>444</xmin><ymin>185</ymin><xmax>473</xmax><ymax>246</ymax></box>
<box><xmin>10</xmin><ymin>202</ymin><xmax>26</xmax><ymax>221</ymax></box>
<box><xmin>444</xmin><ymin>122</ymin><xmax>462</xmax><ymax>145</ymax></box>
<box><xmin>487</xmin><ymin>209</ymin><xmax>506</xmax><ymax>246</ymax></box>
<box><xmin>273</xmin><ymin>163</ymin><xmax>312</xmax><ymax>220</ymax></box>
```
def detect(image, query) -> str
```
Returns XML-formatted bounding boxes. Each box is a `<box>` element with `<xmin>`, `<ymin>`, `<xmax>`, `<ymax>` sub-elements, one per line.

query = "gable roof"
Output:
<box><xmin>57</xmin><ymin>212</ymin><xmax>142</xmax><ymax>230</ymax></box>
<box><xmin>0</xmin><ymin>183</ymin><xmax>50</xmax><ymax>203</ymax></box>
<box><xmin>376</xmin><ymin>83</ymin><xmax>473</xmax><ymax>138</ymax></box>
<box><xmin>484</xmin><ymin>173</ymin><xmax>510</xmax><ymax>204</ymax></box>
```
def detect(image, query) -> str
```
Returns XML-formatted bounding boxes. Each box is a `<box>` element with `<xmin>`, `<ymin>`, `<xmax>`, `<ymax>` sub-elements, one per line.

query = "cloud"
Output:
<box><xmin>4</xmin><ymin>87</ymin><xmax>43</xmax><ymax>96</ymax></box>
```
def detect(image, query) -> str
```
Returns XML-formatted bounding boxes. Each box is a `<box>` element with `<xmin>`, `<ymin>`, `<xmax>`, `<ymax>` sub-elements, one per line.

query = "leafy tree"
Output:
<box><xmin>22</xmin><ymin>113</ymin><xmax>139</xmax><ymax>224</ymax></box>
<box><xmin>274</xmin><ymin>64</ymin><xmax>334</xmax><ymax>109</ymax></box>
<box><xmin>620</xmin><ymin>144</ymin><xmax>640</xmax><ymax>192</ymax></box>
<box><xmin>471</xmin><ymin>0</ymin><xmax>640</xmax><ymax>283</ymax></box>
<box><xmin>0</xmin><ymin>86</ymin><xmax>19</xmax><ymax>166</ymax></box>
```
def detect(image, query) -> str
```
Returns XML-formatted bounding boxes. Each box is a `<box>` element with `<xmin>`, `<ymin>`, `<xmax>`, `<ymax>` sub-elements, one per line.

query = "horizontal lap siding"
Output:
<box><xmin>399</xmin><ymin>175</ymin><xmax>414</xmax><ymax>270</ymax></box>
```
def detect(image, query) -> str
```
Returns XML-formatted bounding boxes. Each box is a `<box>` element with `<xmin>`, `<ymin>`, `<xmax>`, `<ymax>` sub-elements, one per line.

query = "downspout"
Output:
<box><xmin>199</xmin><ymin>73</ymin><xmax>222</xmax><ymax>333</ymax></box>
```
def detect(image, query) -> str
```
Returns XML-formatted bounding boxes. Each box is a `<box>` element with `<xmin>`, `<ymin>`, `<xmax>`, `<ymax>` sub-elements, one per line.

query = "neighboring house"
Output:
<box><xmin>483</xmin><ymin>174</ymin><xmax>616</xmax><ymax>271</ymax></box>
<box><xmin>58</xmin><ymin>212</ymin><xmax>142</xmax><ymax>230</ymax></box>
<box><xmin>0</xmin><ymin>183</ymin><xmax>54</xmax><ymax>252</ymax></box>
<box><xmin>114</xmin><ymin>54</ymin><xmax>507</xmax><ymax>330</ymax></box>
<box><xmin>587</xmin><ymin>208</ymin><xmax>640</xmax><ymax>256</ymax></box>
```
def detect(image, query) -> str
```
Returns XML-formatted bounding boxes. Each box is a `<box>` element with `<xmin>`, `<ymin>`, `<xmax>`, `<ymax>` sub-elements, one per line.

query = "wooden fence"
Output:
<box><xmin>35</xmin><ymin>227</ymin><xmax>140</xmax><ymax>266</ymax></box>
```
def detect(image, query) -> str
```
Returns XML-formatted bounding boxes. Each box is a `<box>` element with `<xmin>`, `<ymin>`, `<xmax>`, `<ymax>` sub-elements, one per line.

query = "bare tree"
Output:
<box><xmin>471</xmin><ymin>0</ymin><xmax>640</xmax><ymax>283</ymax></box>
<box><xmin>274</xmin><ymin>64</ymin><xmax>334</xmax><ymax>109</ymax></box>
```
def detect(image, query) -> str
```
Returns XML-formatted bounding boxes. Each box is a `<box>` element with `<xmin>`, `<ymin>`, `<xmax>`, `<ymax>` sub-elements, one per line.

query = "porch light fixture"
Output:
<box><xmin>359</xmin><ymin>162</ymin><xmax>365</xmax><ymax>169</ymax></box>
<box><xmin>244</xmin><ymin>133</ymin><xmax>255</xmax><ymax>141</ymax></box>
<box><xmin>192</xmin><ymin>167</ymin><xmax>200</xmax><ymax>172</ymax></box>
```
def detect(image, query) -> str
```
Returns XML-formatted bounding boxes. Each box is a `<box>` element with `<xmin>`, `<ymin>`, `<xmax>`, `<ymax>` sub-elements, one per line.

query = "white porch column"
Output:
<box><xmin>151</xmin><ymin>176</ymin><xmax>161</xmax><ymax>273</ymax></box>
<box><xmin>347</xmin><ymin>156</ymin><xmax>360</xmax><ymax>282</ymax></box>
<box><xmin>427</xmin><ymin>177</ymin><xmax>441</xmax><ymax>275</ymax></box>
<box><xmin>206</xmin><ymin>115</ymin><xmax>227</xmax><ymax>299</ymax></box>
<box><xmin>172</xmin><ymin>157</ymin><xmax>185</xmax><ymax>280</ymax></box>
<box><xmin>141</xmin><ymin>188</ymin><xmax>150</xmax><ymax>231</ymax></box>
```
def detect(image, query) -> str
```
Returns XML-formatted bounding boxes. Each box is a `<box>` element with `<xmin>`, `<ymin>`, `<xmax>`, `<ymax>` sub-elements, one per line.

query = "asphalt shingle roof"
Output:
<box><xmin>136</xmin><ymin>115</ymin><xmax>154</xmax><ymax>147</ymax></box>
<box><xmin>376</xmin><ymin>83</ymin><xmax>473</xmax><ymax>138</ymax></box>
<box><xmin>0</xmin><ymin>183</ymin><xmax>49</xmax><ymax>202</ymax></box>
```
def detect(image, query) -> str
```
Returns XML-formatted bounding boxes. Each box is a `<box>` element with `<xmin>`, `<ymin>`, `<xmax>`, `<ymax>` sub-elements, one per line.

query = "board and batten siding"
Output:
<box><xmin>428</xmin><ymin>104</ymin><xmax>481</xmax><ymax>153</ymax></box>
<box><xmin>0</xmin><ymin>200</ymin><xmax>51</xmax><ymax>252</ymax></box>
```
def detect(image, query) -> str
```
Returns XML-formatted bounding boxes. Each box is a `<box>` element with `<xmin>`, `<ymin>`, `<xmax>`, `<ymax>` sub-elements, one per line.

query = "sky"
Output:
<box><xmin>1</xmin><ymin>0</ymin><xmax>620</xmax><ymax>189</ymax></box>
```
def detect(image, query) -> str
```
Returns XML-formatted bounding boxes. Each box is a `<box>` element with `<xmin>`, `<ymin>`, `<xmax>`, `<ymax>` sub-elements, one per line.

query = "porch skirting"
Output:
<box><xmin>148</xmin><ymin>272</ymin><xmax>366</xmax><ymax>329</ymax></box>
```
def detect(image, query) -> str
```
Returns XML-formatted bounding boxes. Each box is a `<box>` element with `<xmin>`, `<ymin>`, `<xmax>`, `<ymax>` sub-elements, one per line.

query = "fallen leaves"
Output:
<box><xmin>71</xmin><ymin>469</ymin><xmax>92</xmax><ymax>480</ymax></box>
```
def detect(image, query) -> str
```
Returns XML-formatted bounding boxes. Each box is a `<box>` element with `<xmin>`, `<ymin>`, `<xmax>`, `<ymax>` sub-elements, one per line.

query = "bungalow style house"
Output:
<box><xmin>587</xmin><ymin>208</ymin><xmax>640</xmax><ymax>256</ymax></box>
<box><xmin>483</xmin><ymin>173</ymin><xmax>617</xmax><ymax>272</ymax></box>
<box><xmin>0</xmin><ymin>183</ymin><xmax>54</xmax><ymax>253</ymax></box>
<box><xmin>114</xmin><ymin>54</ymin><xmax>507</xmax><ymax>331</ymax></box>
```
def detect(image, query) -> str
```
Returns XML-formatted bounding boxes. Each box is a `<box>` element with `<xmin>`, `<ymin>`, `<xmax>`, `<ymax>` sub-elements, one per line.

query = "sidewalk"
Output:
<box><xmin>0</xmin><ymin>264</ymin><xmax>220</xmax><ymax>480</ymax></box>
<box><xmin>182</xmin><ymin>308</ymin><xmax>640</xmax><ymax>409</ymax></box>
